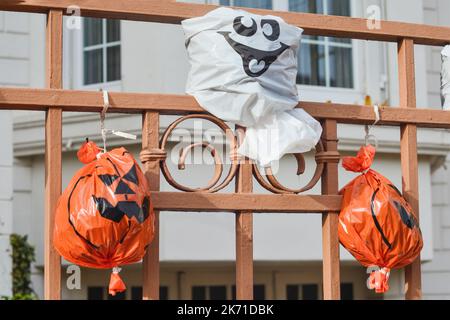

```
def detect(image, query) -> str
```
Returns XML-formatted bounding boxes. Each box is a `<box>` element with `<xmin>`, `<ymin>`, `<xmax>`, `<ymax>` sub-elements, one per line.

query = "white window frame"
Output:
<box><xmin>72</xmin><ymin>18</ymin><xmax>122</xmax><ymax>91</ymax></box>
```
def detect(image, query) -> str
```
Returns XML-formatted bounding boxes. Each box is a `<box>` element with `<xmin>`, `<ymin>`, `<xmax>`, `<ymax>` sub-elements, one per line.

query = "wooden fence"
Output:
<box><xmin>1</xmin><ymin>0</ymin><xmax>450</xmax><ymax>300</ymax></box>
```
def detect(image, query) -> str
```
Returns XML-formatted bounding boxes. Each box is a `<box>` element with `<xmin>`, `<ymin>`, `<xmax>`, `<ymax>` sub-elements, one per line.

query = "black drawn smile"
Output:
<box><xmin>218</xmin><ymin>31</ymin><xmax>289</xmax><ymax>77</ymax></box>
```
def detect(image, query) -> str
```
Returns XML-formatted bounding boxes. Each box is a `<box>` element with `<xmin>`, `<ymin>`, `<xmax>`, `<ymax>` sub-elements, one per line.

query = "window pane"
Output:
<box><xmin>253</xmin><ymin>285</ymin><xmax>265</xmax><ymax>300</ymax></box>
<box><xmin>160</xmin><ymin>286</ymin><xmax>169</xmax><ymax>300</ymax></box>
<box><xmin>286</xmin><ymin>285</ymin><xmax>299</xmax><ymax>300</ymax></box>
<box><xmin>328</xmin><ymin>36</ymin><xmax>351</xmax><ymax>44</ymax></box>
<box><xmin>302</xmin><ymin>284</ymin><xmax>319</xmax><ymax>300</ymax></box>
<box><xmin>192</xmin><ymin>286</ymin><xmax>206</xmax><ymax>300</ymax></box>
<box><xmin>84</xmin><ymin>18</ymin><xmax>103</xmax><ymax>47</ymax></box>
<box><xmin>233</xmin><ymin>0</ymin><xmax>272</xmax><ymax>9</ymax></box>
<box><xmin>329</xmin><ymin>46</ymin><xmax>353</xmax><ymax>88</ymax></box>
<box><xmin>327</xmin><ymin>0</ymin><xmax>351</xmax><ymax>16</ymax></box>
<box><xmin>131</xmin><ymin>286</ymin><xmax>167</xmax><ymax>300</ymax></box>
<box><xmin>131</xmin><ymin>287</ymin><xmax>142</xmax><ymax>300</ymax></box>
<box><xmin>326</xmin><ymin>0</ymin><xmax>351</xmax><ymax>43</ymax></box>
<box><xmin>219</xmin><ymin>0</ymin><xmax>231</xmax><ymax>5</ymax></box>
<box><xmin>84</xmin><ymin>49</ymin><xmax>103</xmax><ymax>85</ymax></box>
<box><xmin>289</xmin><ymin>0</ymin><xmax>324</xmax><ymax>14</ymax></box>
<box><xmin>107</xmin><ymin>45</ymin><xmax>121</xmax><ymax>82</ymax></box>
<box><xmin>340</xmin><ymin>283</ymin><xmax>354</xmax><ymax>300</ymax></box>
<box><xmin>302</xmin><ymin>35</ymin><xmax>325</xmax><ymax>42</ymax></box>
<box><xmin>289</xmin><ymin>1</ymin><xmax>324</xmax><ymax>41</ymax></box>
<box><xmin>209</xmin><ymin>286</ymin><xmax>227</xmax><ymax>300</ymax></box>
<box><xmin>298</xmin><ymin>43</ymin><xmax>326</xmax><ymax>86</ymax></box>
<box><xmin>107</xmin><ymin>19</ymin><xmax>121</xmax><ymax>43</ymax></box>
<box><xmin>87</xmin><ymin>286</ymin><xmax>104</xmax><ymax>300</ymax></box>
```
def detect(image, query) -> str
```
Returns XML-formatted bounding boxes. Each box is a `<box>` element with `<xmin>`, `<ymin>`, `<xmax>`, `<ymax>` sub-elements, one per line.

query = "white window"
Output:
<box><xmin>216</xmin><ymin>0</ymin><xmax>354</xmax><ymax>89</ymax></box>
<box><xmin>81</xmin><ymin>18</ymin><xmax>121</xmax><ymax>87</ymax></box>
<box><xmin>289</xmin><ymin>0</ymin><xmax>353</xmax><ymax>89</ymax></box>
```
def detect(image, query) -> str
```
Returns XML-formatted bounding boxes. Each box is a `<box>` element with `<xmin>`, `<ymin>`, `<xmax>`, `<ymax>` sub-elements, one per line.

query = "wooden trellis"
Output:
<box><xmin>1</xmin><ymin>0</ymin><xmax>450</xmax><ymax>300</ymax></box>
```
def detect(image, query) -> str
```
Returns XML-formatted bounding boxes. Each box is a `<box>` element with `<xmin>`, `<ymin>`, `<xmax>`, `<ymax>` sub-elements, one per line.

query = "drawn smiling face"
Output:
<box><xmin>218</xmin><ymin>16</ymin><xmax>290</xmax><ymax>77</ymax></box>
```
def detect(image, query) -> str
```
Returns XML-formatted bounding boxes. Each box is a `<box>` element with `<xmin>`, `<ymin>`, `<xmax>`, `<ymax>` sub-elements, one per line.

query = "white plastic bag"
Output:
<box><xmin>442</xmin><ymin>45</ymin><xmax>450</xmax><ymax>110</ymax></box>
<box><xmin>182</xmin><ymin>7</ymin><xmax>322</xmax><ymax>167</ymax></box>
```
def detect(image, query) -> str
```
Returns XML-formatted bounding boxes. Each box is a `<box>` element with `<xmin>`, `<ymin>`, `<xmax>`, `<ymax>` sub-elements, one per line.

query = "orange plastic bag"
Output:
<box><xmin>54</xmin><ymin>140</ymin><xmax>155</xmax><ymax>296</ymax></box>
<box><xmin>338</xmin><ymin>145</ymin><xmax>423</xmax><ymax>293</ymax></box>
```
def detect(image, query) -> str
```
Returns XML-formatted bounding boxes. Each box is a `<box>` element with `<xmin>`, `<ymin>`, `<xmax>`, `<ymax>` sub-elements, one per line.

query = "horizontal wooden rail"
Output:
<box><xmin>1</xmin><ymin>87</ymin><xmax>450</xmax><ymax>128</ymax></box>
<box><xmin>151</xmin><ymin>192</ymin><xmax>342</xmax><ymax>213</ymax></box>
<box><xmin>1</xmin><ymin>1</ymin><xmax>450</xmax><ymax>46</ymax></box>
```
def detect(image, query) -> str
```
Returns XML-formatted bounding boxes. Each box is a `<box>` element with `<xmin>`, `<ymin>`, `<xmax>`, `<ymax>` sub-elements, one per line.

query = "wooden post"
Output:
<box><xmin>44</xmin><ymin>9</ymin><xmax>63</xmax><ymax>300</ymax></box>
<box><xmin>235</xmin><ymin>127</ymin><xmax>253</xmax><ymax>300</ymax></box>
<box><xmin>321</xmin><ymin>120</ymin><xmax>340</xmax><ymax>300</ymax></box>
<box><xmin>398</xmin><ymin>38</ymin><xmax>422</xmax><ymax>300</ymax></box>
<box><xmin>141</xmin><ymin>112</ymin><xmax>161</xmax><ymax>300</ymax></box>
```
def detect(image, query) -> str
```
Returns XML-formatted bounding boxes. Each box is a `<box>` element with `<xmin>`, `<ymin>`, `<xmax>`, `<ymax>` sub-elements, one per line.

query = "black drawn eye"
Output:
<box><xmin>261</xmin><ymin>19</ymin><xmax>280</xmax><ymax>41</ymax></box>
<box><xmin>233</xmin><ymin>16</ymin><xmax>257</xmax><ymax>37</ymax></box>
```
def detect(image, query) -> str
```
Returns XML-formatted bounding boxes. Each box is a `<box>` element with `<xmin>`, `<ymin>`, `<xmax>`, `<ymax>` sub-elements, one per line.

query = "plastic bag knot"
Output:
<box><xmin>368</xmin><ymin>267</ymin><xmax>390</xmax><ymax>293</ymax></box>
<box><xmin>342</xmin><ymin>144</ymin><xmax>376</xmax><ymax>173</ymax></box>
<box><xmin>108</xmin><ymin>267</ymin><xmax>126</xmax><ymax>296</ymax></box>
<box><xmin>77</xmin><ymin>139</ymin><xmax>102</xmax><ymax>164</ymax></box>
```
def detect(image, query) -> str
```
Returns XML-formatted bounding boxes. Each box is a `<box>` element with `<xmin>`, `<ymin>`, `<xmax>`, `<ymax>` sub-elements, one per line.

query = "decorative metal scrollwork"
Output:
<box><xmin>141</xmin><ymin>115</ymin><xmax>340</xmax><ymax>194</ymax></box>
<box><xmin>159</xmin><ymin>114</ymin><xmax>239</xmax><ymax>193</ymax></box>
<box><xmin>252</xmin><ymin>141</ymin><xmax>325</xmax><ymax>194</ymax></box>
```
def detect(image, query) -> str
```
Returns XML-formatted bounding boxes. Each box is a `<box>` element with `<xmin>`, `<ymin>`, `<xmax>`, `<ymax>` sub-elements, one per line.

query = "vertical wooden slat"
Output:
<box><xmin>235</xmin><ymin>126</ymin><xmax>253</xmax><ymax>300</ymax></box>
<box><xmin>321</xmin><ymin>120</ymin><xmax>340</xmax><ymax>300</ymax></box>
<box><xmin>398</xmin><ymin>38</ymin><xmax>422</xmax><ymax>300</ymax></box>
<box><xmin>142</xmin><ymin>111</ymin><xmax>160</xmax><ymax>300</ymax></box>
<box><xmin>44</xmin><ymin>9</ymin><xmax>63</xmax><ymax>300</ymax></box>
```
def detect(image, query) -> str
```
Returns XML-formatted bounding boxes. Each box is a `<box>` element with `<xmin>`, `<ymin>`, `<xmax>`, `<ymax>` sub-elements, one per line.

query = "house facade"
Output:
<box><xmin>1</xmin><ymin>0</ymin><xmax>450</xmax><ymax>299</ymax></box>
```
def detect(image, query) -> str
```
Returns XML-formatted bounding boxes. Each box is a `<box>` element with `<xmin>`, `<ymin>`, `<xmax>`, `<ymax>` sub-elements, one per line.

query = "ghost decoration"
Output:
<box><xmin>442</xmin><ymin>45</ymin><xmax>450</xmax><ymax>110</ymax></box>
<box><xmin>182</xmin><ymin>7</ymin><xmax>322</xmax><ymax>167</ymax></box>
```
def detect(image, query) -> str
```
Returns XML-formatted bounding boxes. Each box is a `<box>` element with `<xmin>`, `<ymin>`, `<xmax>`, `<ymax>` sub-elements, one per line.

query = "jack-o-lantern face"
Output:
<box><xmin>218</xmin><ymin>15</ymin><xmax>289</xmax><ymax>77</ymax></box>
<box><xmin>92</xmin><ymin>161</ymin><xmax>150</xmax><ymax>224</ymax></box>
<box><xmin>68</xmin><ymin>151</ymin><xmax>151</xmax><ymax>227</ymax></box>
<box><xmin>369</xmin><ymin>184</ymin><xmax>419</xmax><ymax>251</ymax></box>
<box><xmin>54</xmin><ymin>145</ymin><xmax>155</xmax><ymax>269</ymax></box>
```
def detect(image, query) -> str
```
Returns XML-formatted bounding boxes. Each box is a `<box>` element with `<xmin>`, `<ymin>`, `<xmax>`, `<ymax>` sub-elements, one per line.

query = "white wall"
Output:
<box><xmin>421</xmin><ymin>0</ymin><xmax>450</xmax><ymax>299</ymax></box>
<box><xmin>121</xmin><ymin>21</ymin><xmax>189</xmax><ymax>94</ymax></box>
<box><xmin>0</xmin><ymin>9</ymin><xmax>31</xmax><ymax>298</ymax></box>
<box><xmin>0</xmin><ymin>111</ymin><xmax>13</xmax><ymax>297</ymax></box>
<box><xmin>425</xmin><ymin>161</ymin><xmax>450</xmax><ymax>299</ymax></box>
<box><xmin>385</xmin><ymin>0</ymin><xmax>428</xmax><ymax>108</ymax></box>
<box><xmin>423</xmin><ymin>0</ymin><xmax>450</xmax><ymax>109</ymax></box>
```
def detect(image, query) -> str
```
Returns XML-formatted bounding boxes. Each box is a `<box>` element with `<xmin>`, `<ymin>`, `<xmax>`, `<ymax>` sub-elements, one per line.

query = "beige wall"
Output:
<box><xmin>60</xmin><ymin>262</ymin><xmax>380</xmax><ymax>300</ymax></box>
<box><xmin>0</xmin><ymin>9</ymin><xmax>26</xmax><ymax>297</ymax></box>
<box><xmin>421</xmin><ymin>0</ymin><xmax>450</xmax><ymax>300</ymax></box>
<box><xmin>424</xmin><ymin>0</ymin><xmax>450</xmax><ymax>108</ymax></box>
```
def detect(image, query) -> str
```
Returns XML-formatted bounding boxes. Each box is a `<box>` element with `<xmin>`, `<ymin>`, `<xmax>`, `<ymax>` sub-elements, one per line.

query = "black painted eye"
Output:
<box><xmin>392</xmin><ymin>200</ymin><xmax>416</xmax><ymax>229</ymax></box>
<box><xmin>233</xmin><ymin>16</ymin><xmax>257</xmax><ymax>37</ymax></box>
<box><xmin>261</xmin><ymin>19</ymin><xmax>280</xmax><ymax>41</ymax></box>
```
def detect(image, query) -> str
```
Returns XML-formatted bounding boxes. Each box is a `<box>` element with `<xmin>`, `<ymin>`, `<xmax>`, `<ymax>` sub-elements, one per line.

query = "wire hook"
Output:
<box><xmin>365</xmin><ymin>104</ymin><xmax>380</xmax><ymax>148</ymax></box>
<box><xmin>100</xmin><ymin>89</ymin><xmax>110</xmax><ymax>153</ymax></box>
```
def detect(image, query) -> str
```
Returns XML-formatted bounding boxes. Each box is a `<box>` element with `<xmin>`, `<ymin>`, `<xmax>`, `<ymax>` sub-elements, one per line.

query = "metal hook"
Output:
<box><xmin>365</xmin><ymin>104</ymin><xmax>380</xmax><ymax>148</ymax></box>
<box><xmin>100</xmin><ymin>89</ymin><xmax>110</xmax><ymax>153</ymax></box>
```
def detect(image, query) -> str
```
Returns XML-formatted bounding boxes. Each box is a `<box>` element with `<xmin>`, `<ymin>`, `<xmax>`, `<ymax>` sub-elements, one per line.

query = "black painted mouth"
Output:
<box><xmin>218</xmin><ymin>31</ymin><xmax>289</xmax><ymax>77</ymax></box>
